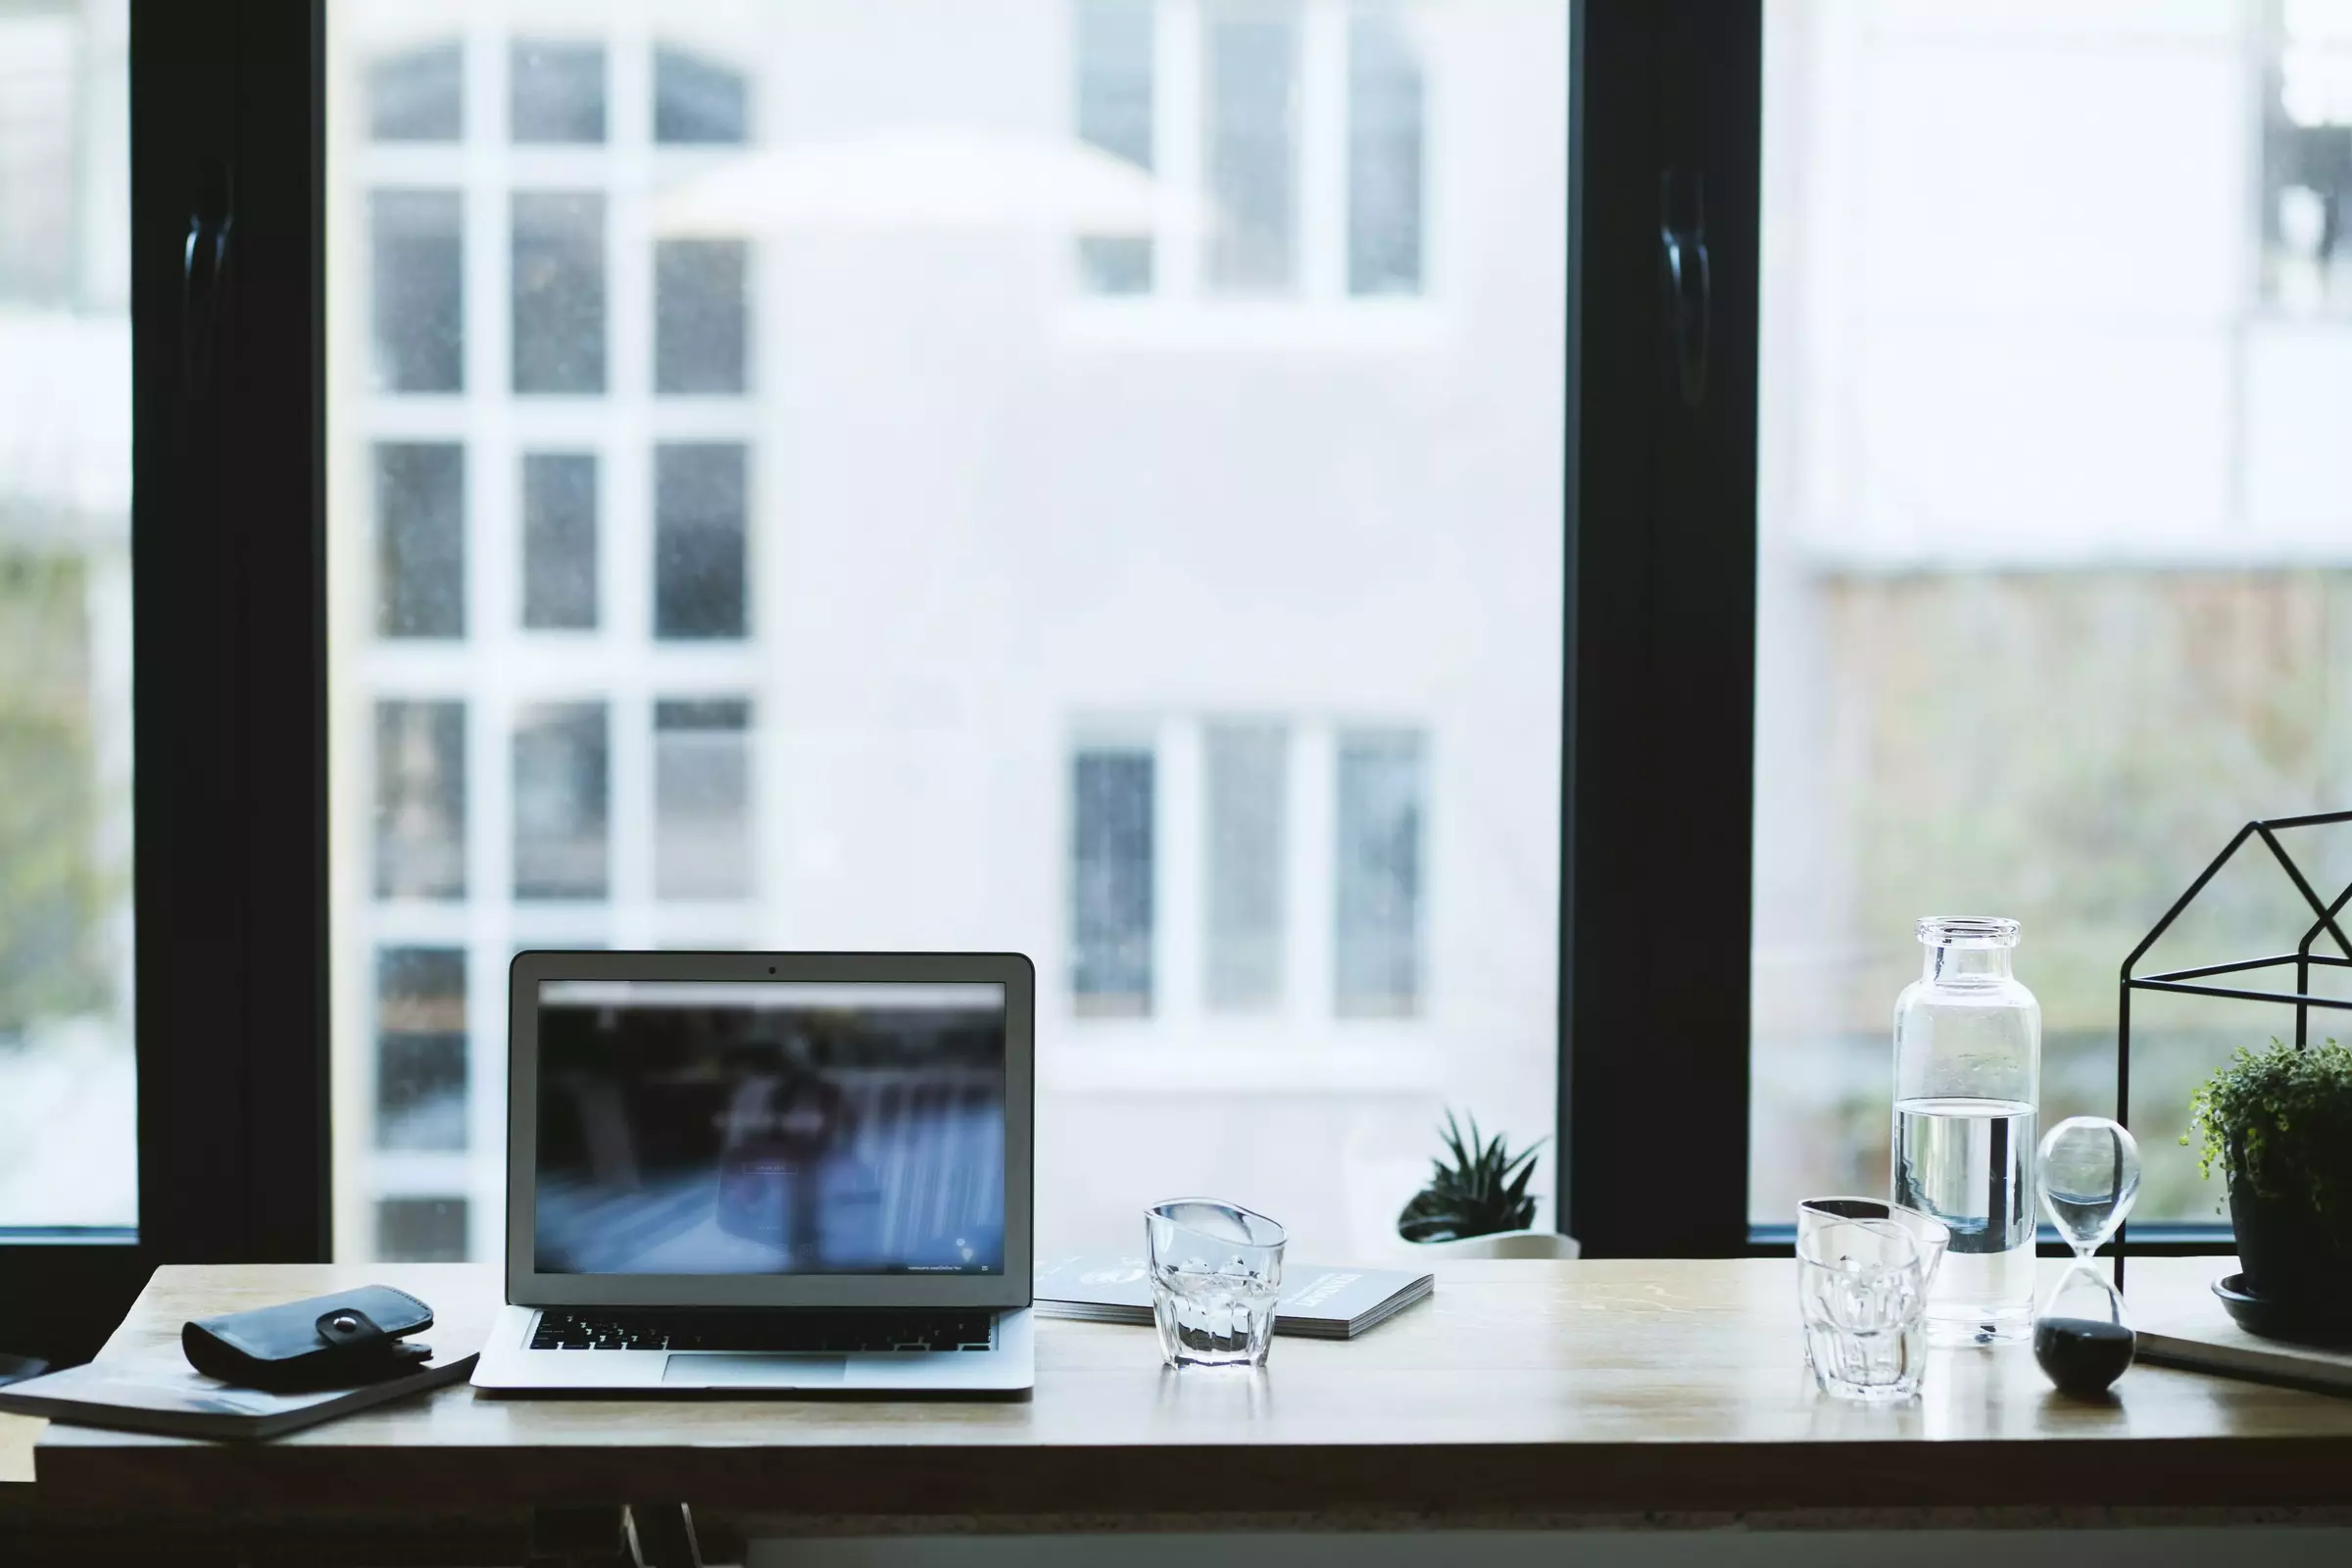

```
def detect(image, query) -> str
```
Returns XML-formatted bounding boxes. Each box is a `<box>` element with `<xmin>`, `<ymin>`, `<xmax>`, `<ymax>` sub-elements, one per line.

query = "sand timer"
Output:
<box><xmin>2033</xmin><ymin>1115</ymin><xmax>2142</xmax><ymax>1397</ymax></box>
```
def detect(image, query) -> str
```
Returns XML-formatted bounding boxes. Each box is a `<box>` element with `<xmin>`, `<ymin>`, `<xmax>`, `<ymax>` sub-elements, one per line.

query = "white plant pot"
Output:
<box><xmin>1402</xmin><ymin>1228</ymin><xmax>1581</xmax><ymax>1261</ymax></box>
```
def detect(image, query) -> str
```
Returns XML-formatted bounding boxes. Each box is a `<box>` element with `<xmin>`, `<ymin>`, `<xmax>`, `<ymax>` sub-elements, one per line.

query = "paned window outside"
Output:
<box><xmin>654</xmin><ymin>443</ymin><xmax>748</xmax><ymax>639</ymax></box>
<box><xmin>328</xmin><ymin>1</ymin><xmax>1564</xmax><ymax>1262</ymax></box>
<box><xmin>1334</xmin><ymin>729</ymin><xmax>1423</xmax><ymax>1017</ymax></box>
<box><xmin>1075</xmin><ymin>0</ymin><xmax>1156</xmax><ymax>295</ymax></box>
<box><xmin>1072</xmin><ymin>747</ymin><xmax>1156</xmax><ymax>1015</ymax></box>
<box><xmin>520</xmin><ymin>453</ymin><xmax>598</xmax><ymax>630</ymax></box>
<box><xmin>374</xmin><ymin>948</ymin><xmax>466</xmax><ymax>1152</ymax></box>
<box><xmin>374</xmin><ymin>443</ymin><xmax>465</xmax><ymax>637</ymax></box>
<box><xmin>655</xmin><ymin>700</ymin><xmax>754</xmax><ymax>900</ymax></box>
<box><xmin>510</xmin><ymin>39</ymin><xmax>605</xmax><ymax>144</ymax></box>
<box><xmin>511</xmin><ymin>191</ymin><xmax>606</xmax><ymax>394</ymax></box>
<box><xmin>1347</xmin><ymin>7</ymin><xmax>1424</xmax><ymax>295</ymax></box>
<box><xmin>1203</xmin><ymin>3</ymin><xmax>1300</xmax><ymax>293</ymax></box>
<box><xmin>1204</xmin><ymin>722</ymin><xmax>1286</xmax><ymax>1010</ymax></box>
<box><xmin>372</xmin><ymin>701</ymin><xmax>466</xmax><ymax>900</ymax></box>
<box><xmin>655</xmin><ymin>240</ymin><xmax>749</xmax><ymax>394</ymax></box>
<box><xmin>514</xmin><ymin>702</ymin><xmax>610</xmax><ymax>901</ymax></box>
<box><xmin>368</xmin><ymin>191</ymin><xmax>462</xmax><ymax>393</ymax></box>
<box><xmin>0</xmin><ymin>0</ymin><xmax>131</xmax><ymax>1233</ymax></box>
<box><xmin>1755</xmin><ymin>1</ymin><xmax>2352</xmax><ymax>1226</ymax></box>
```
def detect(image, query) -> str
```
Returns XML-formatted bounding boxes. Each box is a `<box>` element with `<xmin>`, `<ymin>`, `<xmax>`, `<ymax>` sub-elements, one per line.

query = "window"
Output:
<box><xmin>510</xmin><ymin>39</ymin><xmax>605</xmax><ymax>144</ymax></box>
<box><xmin>654</xmin><ymin>443</ymin><xmax>748</xmax><ymax>639</ymax></box>
<box><xmin>655</xmin><ymin>700</ymin><xmax>753</xmax><ymax>900</ymax></box>
<box><xmin>373</xmin><ymin>442</ymin><xmax>465</xmax><ymax>637</ymax></box>
<box><xmin>1335</xmin><ymin>729</ymin><xmax>1423</xmax><ymax>1017</ymax></box>
<box><xmin>521</xmin><ymin>452</ymin><xmax>598</xmax><ymax>630</ymax></box>
<box><xmin>2264</xmin><ymin>0</ymin><xmax>2352</xmax><ymax>309</ymax></box>
<box><xmin>325</xmin><ymin>3</ymin><xmax>1564</xmax><ymax>1265</ymax></box>
<box><xmin>377</xmin><ymin>1196</ymin><xmax>467</xmax><ymax>1261</ymax></box>
<box><xmin>1072</xmin><ymin>746</ymin><xmax>1156</xmax><ymax>1015</ymax></box>
<box><xmin>654</xmin><ymin>45</ymin><xmax>749</xmax><ymax>145</ymax></box>
<box><xmin>1075</xmin><ymin>0</ymin><xmax>1156</xmax><ymax>295</ymax></box>
<box><xmin>368</xmin><ymin>190</ymin><xmax>463</xmax><ymax>393</ymax></box>
<box><xmin>655</xmin><ymin>239</ymin><xmax>749</xmax><ymax>394</ymax></box>
<box><xmin>1752</xmin><ymin>0</ymin><xmax>2352</xmax><ymax>1229</ymax></box>
<box><xmin>374</xmin><ymin>948</ymin><xmax>466</xmax><ymax>1152</ymax></box>
<box><xmin>372</xmin><ymin>701</ymin><xmax>466</xmax><ymax>900</ymax></box>
<box><xmin>512</xmin><ymin>191</ymin><xmax>606</xmax><ymax>394</ymax></box>
<box><xmin>368</xmin><ymin>39</ymin><xmax>462</xmax><ymax>142</ymax></box>
<box><xmin>1203</xmin><ymin>3</ymin><xmax>1300</xmax><ymax>293</ymax></box>
<box><xmin>1204</xmin><ymin>722</ymin><xmax>1286</xmax><ymax>1010</ymax></box>
<box><xmin>514</xmin><ymin>702</ymin><xmax>609</xmax><ymax>901</ymax></box>
<box><xmin>1346</xmin><ymin>6</ymin><xmax>1424</xmax><ymax>296</ymax></box>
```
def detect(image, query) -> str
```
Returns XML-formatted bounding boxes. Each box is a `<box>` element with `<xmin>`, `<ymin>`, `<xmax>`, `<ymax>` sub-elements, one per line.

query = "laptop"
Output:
<box><xmin>472</xmin><ymin>951</ymin><xmax>1035</xmax><ymax>1395</ymax></box>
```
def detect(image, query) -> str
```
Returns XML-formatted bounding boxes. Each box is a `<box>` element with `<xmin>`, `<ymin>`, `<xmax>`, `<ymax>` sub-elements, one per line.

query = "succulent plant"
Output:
<box><xmin>1396</xmin><ymin>1109</ymin><xmax>1543</xmax><ymax>1243</ymax></box>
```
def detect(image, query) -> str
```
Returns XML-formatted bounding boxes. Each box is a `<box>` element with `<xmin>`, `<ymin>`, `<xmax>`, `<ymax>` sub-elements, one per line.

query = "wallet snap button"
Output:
<box><xmin>329</xmin><ymin>1313</ymin><xmax>360</xmax><ymax>1333</ymax></box>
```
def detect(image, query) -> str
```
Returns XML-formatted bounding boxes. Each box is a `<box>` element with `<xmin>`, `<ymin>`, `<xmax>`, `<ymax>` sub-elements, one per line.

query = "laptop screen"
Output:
<box><xmin>531</xmin><ymin>979</ymin><xmax>1007</xmax><ymax>1277</ymax></box>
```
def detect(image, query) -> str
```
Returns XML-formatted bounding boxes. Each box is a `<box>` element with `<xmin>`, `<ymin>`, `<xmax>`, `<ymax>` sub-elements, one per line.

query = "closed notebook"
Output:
<box><xmin>0</xmin><ymin>1346</ymin><xmax>476</xmax><ymax>1441</ymax></box>
<box><xmin>1034</xmin><ymin>1252</ymin><xmax>1434</xmax><ymax>1340</ymax></box>
<box><xmin>2134</xmin><ymin>1296</ymin><xmax>2352</xmax><ymax>1398</ymax></box>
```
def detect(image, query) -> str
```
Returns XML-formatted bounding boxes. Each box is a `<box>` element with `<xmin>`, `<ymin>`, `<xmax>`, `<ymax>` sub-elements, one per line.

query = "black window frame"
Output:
<box><xmin>7</xmin><ymin>1</ymin><xmax>2230</xmax><ymax>1364</ymax></box>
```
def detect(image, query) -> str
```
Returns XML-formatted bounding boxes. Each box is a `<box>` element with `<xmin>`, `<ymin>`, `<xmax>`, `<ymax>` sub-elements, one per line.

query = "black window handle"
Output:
<box><xmin>182</xmin><ymin>162</ymin><xmax>233</xmax><ymax>397</ymax></box>
<box><xmin>1658</xmin><ymin>170</ymin><xmax>1709</xmax><ymax>410</ymax></box>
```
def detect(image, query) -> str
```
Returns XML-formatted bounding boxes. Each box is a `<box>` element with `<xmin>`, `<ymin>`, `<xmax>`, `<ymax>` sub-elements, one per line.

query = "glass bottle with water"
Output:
<box><xmin>1891</xmin><ymin>916</ymin><xmax>2040</xmax><ymax>1345</ymax></box>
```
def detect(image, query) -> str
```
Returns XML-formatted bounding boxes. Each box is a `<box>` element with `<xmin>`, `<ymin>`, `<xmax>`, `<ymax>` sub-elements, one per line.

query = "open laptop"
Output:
<box><xmin>472</xmin><ymin>951</ymin><xmax>1035</xmax><ymax>1394</ymax></box>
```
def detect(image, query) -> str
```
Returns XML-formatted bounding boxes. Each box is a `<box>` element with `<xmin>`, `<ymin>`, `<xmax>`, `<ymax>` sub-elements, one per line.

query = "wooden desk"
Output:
<box><xmin>19</xmin><ymin>1256</ymin><xmax>2352</xmax><ymax>1554</ymax></box>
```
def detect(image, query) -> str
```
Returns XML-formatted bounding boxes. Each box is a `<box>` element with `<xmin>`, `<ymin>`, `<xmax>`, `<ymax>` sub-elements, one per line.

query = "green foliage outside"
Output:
<box><xmin>0</xmin><ymin>550</ymin><xmax>114</xmax><ymax>1040</ymax></box>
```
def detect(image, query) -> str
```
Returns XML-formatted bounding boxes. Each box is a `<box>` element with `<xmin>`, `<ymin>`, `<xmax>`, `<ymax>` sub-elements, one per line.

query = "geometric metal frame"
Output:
<box><xmin>2115</xmin><ymin>808</ymin><xmax>2352</xmax><ymax>1280</ymax></box>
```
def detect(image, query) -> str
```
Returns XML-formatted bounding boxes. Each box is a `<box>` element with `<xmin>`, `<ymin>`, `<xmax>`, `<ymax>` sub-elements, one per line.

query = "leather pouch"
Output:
<box><xmin>182</xmin><ymin>1286</ymin><xmax>436</xmax><ymax>1392</ymax></box>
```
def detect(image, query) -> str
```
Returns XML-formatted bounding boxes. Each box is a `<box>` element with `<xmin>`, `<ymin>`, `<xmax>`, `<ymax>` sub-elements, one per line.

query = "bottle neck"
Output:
<box><xmin>1925</xmin><ymin>944</ymin><xmax>2012</xmax><ymax>984</ymax></box>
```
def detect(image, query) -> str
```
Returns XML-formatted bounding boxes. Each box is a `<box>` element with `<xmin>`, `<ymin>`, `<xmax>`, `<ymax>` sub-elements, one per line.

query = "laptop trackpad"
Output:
<box><xmin>662</xmin><ymin>1353</ymin><xmax>848</xmax><ymax>1388</ymax></box>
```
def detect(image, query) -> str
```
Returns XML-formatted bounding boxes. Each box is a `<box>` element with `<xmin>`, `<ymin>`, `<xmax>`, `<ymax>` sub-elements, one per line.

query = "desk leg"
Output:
<box><xmin>627</xmin><ymin>1502</ymin><xmax>707</xmax><ymax>1567</ymax></box>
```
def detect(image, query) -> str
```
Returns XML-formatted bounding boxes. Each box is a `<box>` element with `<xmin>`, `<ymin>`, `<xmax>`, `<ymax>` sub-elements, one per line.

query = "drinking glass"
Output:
<box><xmin>1798</xmin><ymin>1218</ymin><xmax>1930</xmax><ymax>1402</ymax></box>
<box><xmin>1796</xmin><ymin>1198</ymin><xmax>1950</xmax><ymax>1284</ymax></box>
<box><xmin>1144</xmin><ymin>1199</ymin><xmax>1287</xmax><ymax>1369</ymax></box>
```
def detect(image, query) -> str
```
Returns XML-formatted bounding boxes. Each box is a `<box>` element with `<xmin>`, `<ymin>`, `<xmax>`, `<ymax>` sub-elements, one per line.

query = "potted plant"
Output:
<box><xmin>1396</xmin><ymin>1110</ymin><xmax>1577</xmax><ymax>1259</ymax></box>
<box><xmin>2185</xmin><ymin>1038</ymin><xmax>2352</xmax><ymax>1314</ymax></box>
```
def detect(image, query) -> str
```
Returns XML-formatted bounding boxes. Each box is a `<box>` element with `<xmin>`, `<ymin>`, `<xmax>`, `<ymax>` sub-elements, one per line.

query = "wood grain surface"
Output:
<box><xmin>26</xmin><ymin>1257</ymin><xmax>2352</xmax><ymax>1520</ymax></box>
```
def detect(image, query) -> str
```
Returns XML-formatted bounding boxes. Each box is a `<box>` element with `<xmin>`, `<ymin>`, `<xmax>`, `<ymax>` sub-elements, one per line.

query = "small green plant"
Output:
<box><xmin>1396</xmin><ymin>1110</ymin><xmax>1544</xmax><ymax>1243</ymax></box>
<box><xmin>2183</xmin><ymin>1038</ymin><xmax>2352</xmax><ymax>1218</ymax></box>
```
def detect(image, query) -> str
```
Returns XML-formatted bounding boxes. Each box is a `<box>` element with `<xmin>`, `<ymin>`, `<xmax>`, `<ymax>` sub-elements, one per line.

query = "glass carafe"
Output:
<box><xmin>1891</xmin><ymin>916</ymin><xmax>2041</xmax><ymax>1345</ymax></box>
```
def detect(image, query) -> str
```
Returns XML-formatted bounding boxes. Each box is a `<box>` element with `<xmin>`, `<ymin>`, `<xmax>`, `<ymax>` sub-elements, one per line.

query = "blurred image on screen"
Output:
<box><xmin>532</xmin><ymin>980</ymin><xmax>1006</xmax><ymax>1275</ymax></box>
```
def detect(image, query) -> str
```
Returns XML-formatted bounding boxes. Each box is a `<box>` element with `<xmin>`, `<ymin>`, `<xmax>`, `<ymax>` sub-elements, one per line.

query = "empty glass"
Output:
<box><xmin>1145</xmin><ymin>1199</ymin><xmax>1287</xmax><ymax>1370</ymax></box>
<box><xmin>1798</xmin><ymin>1219</ymin><xmax>1931</xmax><ymax>1402</ymax></box>
<box><xmin>1795</xmin><ymin>1199</ymin><xmax>1949</xmax><ymax>1369</ymax></box>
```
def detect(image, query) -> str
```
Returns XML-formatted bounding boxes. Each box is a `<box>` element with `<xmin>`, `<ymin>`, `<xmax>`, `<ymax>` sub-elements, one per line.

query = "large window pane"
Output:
<box><xmin>1203</xmin><ymin>2</ymin><xmax>1299</xmax><ymax>293</ymax></box>
<box><xmin>512</xmin><ymin>191</ymin><xmax>606</xmax><ymax>394</ymax></box>
<box><xmin>368</xmin><ymin>190</ymin><xmax>463</xmax><ymax>393</ymax></box>
<box><xmin>328</xmin><ymin>1</ymin><xmax>1566</xmax><ymax>1263</ymax></box>
<box><xmin>375</xmin><ymin>947</ymin><xmax>466</xmax><ymax>1152</ymax></box>
<box><xmin>1754</xmin><ymin>1</ymin><xmax>2352</xmax><ymax>1226</ymax></box>
<box><xmin>511</xmin><ymin>39</ymin><xmax>605</xmax><ymax>144</ymax></box>
<box><xmin>374</xmin><ymin>442</ymin><xmax>465</xmax><ymax>637</ymax></box>
<box><xmin>0</xmin><ymin>0</ymin><xmax>132</xmax><ymax>1230</ymax></box>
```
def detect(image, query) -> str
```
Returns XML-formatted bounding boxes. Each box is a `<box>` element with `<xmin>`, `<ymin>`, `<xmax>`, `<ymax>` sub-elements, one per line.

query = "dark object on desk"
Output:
<box><xmin>0</xmin><ymin>1352</ymin><xmax>49</xmax><ymax>1388</ymax></box>
<box><xmin>2134</xmin><ymin>1274</ymin><xmax>2352</xmax><ymax>1399</ymax></box>
<box><xmin>2210</xmin><ymin>1272</ymin><xmax>2352</xmax><ymax>1348</ymax></box>
<box><xmin>2034</xmin><ymin>1316</ymin><xmax>2135</xmax><ymax>1397</ymax></box>
<box><xmin>183</xmin><ymin>1284</ymin><xmax>436</xmax><ymax>1391</ymax></box>
<box><xmin>0</xmin><ymin>1346</ymin><xmax>476</xmax><ymax>1441</ymax></box>
<box><xmin>1035</xmin><ymin>1252</ymin><xmax>1433</xmax><ymax>1339</ymax></box>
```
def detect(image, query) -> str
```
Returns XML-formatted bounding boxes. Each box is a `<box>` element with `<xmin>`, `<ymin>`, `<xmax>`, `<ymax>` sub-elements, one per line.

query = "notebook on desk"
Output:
<box><xmin>2135</xmin><ymin>1293</ymin><xmax>2352</xmax><ymax>1397</ymax></box>
<box><xmin>1035</xmin><ymin>1252</ymin><xmax>1434</xmax><ymax>1339</ymax></box>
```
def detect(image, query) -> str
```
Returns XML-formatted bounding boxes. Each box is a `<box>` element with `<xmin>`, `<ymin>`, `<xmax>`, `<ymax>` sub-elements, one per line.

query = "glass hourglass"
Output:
<box><xmin>2033</xmin><ymin>1115</ymin><xmax>2142</xmax><ymax>1397</ymax></box>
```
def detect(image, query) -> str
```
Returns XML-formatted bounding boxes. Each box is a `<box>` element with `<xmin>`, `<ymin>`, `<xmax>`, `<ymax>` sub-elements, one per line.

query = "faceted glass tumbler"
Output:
<box><xmin>1798</xmin><ymin>1219</ymin><xmax>1930</xmax><ymax>1402</ymax></box>
<box><xmin>1144</xmin><ymin>1199</ymin><xmax>1287</xmax><ymax>1369</ymax></box>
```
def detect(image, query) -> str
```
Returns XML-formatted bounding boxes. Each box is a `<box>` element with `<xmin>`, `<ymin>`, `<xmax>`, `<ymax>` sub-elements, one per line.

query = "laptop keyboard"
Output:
<box><xmin>529</xmin><ymin>1308</ymin><xmax>997</xmax><ymax>1353</ymax></box>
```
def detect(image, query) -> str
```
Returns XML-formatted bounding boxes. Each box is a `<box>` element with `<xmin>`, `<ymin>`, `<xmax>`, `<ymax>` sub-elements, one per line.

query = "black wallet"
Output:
<box><xmin>182</xmin><ymin>1286</ymin><xmax>436</xmax><ymax>1392</ymax></box>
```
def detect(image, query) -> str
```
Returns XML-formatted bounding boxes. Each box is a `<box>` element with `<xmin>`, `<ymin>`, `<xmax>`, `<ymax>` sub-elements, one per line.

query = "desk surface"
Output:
<box><xmin>25</xmin><ymin>1257</ymin><xmax>2352</xmax><ymax>1523</ymax></box>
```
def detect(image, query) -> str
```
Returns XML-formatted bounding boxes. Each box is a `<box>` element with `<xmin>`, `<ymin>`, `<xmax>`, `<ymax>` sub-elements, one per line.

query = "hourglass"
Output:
<box><xmin>2033</xmin><ymin>1115</ymin><xmax>2142</xmax><ymax>1397</ymax></box>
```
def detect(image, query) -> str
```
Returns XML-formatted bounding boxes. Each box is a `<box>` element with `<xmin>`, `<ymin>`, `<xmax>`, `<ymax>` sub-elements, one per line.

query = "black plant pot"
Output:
<box><xmin>2230</xmin><ymin>1181</ymin><xmax>2352</xmax><ymax>1318</ymax></box>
